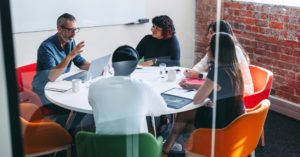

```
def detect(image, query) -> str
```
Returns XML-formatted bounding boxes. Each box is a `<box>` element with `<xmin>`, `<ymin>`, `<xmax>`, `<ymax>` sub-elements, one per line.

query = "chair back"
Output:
<box><xmin>185</xmin><ymin>99</ymin><xmax>270</xmax><ymax>157</ymax></box>
<box><xmin>16</xmin><ymin>63</ymin><xmax>36</xmax><ymax>91</ymax></box>
<box><xmin>76</xmin><ymin>131</ymin><xmax>163</xmax><ymax>157</ymax></box>
<box><xmin>244</xmin><ymin>65</ymin><xmax>273</xmax><ymax>109</ymax></box>
<box><xmin>19</xmin><ymin>103</ymin><xmax>72</xmax><ymax>155</ymax></box>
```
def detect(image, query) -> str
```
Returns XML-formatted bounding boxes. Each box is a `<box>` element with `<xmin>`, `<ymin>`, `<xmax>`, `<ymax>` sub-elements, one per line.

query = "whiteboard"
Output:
<box><xmin>10</xmin><ymin>0</ymin><xmax>146</xmax><ymax>33</ymax></box>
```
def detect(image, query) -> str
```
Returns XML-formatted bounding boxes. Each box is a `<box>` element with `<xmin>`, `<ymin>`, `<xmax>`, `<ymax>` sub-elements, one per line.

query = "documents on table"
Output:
<box><xmin>45</xmin><ymin>81</ymin><xmax>72</xmax><ymax>92</ymax></box>
<box><xmin>161</xmin><ymin>88</ymin><xmax>196</xmax><ymax>109</ymax></box>
<box><xmin>163</xmin><ymin>87</ymin><xmax>196</xmax><ymax>99</ymax></box>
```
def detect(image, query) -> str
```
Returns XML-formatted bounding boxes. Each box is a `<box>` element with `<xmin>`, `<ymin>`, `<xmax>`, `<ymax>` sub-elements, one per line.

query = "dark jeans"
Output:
<box><xmin>44</xmin><ymin>103</ymin><xmax>86</xmax><ymax>135</ymax></box>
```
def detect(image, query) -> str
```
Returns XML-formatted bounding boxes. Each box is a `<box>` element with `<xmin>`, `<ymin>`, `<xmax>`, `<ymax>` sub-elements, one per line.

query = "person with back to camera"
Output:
<box><xmin>88</xmin><ymin>45</ymin><xmax>168</xmax><ymax>134</ymax></box>
<box><xmin>136</xmin><ymin>15</ymin><xmax>180</xmax><ymax>67</ymax></box>
<box><xmin>182</xmin><ymin>20</ymin><xmax>254</xmax><ymax>96</ymax></box>
<box><xmin>162</xmin><ymin>33</ymin><xmax>246</xmax><ymax>156</ymax></box>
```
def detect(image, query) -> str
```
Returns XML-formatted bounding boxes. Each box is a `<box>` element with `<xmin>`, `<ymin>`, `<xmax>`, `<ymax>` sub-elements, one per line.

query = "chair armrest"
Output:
<box><xmin>22</xmin><ymin>119</ymin><xmax>72</xmax><ymax>154</ymax></box>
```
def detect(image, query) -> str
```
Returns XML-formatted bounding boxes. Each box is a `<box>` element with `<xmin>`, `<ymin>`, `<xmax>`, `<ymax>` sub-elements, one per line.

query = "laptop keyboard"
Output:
<box><xmin>63</xmin><ymin>71</ymin><xmax>87</xmax><ymax>81</ymax></box>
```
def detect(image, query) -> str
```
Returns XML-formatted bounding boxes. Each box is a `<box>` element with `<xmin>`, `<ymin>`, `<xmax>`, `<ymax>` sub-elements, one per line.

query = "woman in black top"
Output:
<box><xmin>162</xmin><ymin>33</ymin><xmax>245</xmax><ymax>156</ymax></box>
<box><xmin>136</xmin><ymin>15</ymin><xmax>180</xmax><ymax>67</ymax></box>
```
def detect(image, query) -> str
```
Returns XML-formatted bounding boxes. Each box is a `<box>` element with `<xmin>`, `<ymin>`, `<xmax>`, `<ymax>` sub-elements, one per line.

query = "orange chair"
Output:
<box><xmin>184</xmin><ymin>99</ymin><xmax>270</xmax><ymax>157</ymax></box>
<box><xmin>244</xmin><ymin>65</ymin><xmax>273</xmax><ymax>147</ymax></box>
<box><xmin>20</xmin><ymin>103</ymin><xmax>72</xmax><ymax>157</ymax></box>
<box><xmin>244</xmin><ymin>65</ymin><xmax>273</xmax><ymax>109</ymax></box>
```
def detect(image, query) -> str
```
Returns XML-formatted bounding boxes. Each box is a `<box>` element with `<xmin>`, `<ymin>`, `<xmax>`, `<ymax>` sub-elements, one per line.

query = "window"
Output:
<box><xmin>235</xmin><ymin>0</ymin><xmax>300</xmax><ymax>7</ymax></box>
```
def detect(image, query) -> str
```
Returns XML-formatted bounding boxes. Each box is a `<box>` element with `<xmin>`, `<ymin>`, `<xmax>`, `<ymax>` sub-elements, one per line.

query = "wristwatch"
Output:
<box><xmin>198</xmin><ymin>73</ymin><xmax>204</xmax><ymax>79</ymax></box>
<box><xmin>152</xmin><ymin>58</ymin><xmax>157</xmax><ymax>65</ymax></box>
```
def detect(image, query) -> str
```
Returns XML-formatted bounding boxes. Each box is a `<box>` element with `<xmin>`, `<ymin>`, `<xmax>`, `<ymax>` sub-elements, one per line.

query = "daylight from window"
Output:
<box><xmin>236</xmin><ymin>0</ymin><xmax>300</xmax><ymax>7</ymax></box>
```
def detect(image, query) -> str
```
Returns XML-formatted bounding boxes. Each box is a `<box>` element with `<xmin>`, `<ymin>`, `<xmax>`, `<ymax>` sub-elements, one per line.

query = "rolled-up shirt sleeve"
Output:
<box><xmin>73</xmin><ymin>54</ymin><xmax>86</xmax><ymax>68</ymax></box>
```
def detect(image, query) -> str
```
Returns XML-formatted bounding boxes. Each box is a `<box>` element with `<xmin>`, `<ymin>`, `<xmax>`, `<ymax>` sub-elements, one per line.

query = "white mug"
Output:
<box><xmin>168</xmin><ymin>69</ymin><xmax>177</xmax><ymax>81</ymax></box>
<box><xmin>72</xmin><ymin>79</ymin><xmax>82</xmax><ymax>92</ymax></box>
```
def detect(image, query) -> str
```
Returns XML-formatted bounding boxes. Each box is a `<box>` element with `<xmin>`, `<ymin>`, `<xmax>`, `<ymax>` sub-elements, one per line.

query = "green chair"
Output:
<box><xmin>76</xmin><ymin>131</ymin><xmax>163</xmax><ymax>157</ymax></box>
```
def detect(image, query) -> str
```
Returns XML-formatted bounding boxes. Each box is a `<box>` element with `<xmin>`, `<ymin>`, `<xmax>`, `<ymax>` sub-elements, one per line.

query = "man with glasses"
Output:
<box><xmin>32</xmin><ymin>13</ymin><xmax>90</xmax><ymax>131</ymax></box>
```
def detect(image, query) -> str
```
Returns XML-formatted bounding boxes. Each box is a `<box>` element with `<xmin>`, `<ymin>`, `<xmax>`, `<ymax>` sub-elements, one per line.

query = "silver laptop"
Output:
<box><xmin>63</xmin><ymin>54</ymin><xmax>112</xmax><ymax>81</ymax></box>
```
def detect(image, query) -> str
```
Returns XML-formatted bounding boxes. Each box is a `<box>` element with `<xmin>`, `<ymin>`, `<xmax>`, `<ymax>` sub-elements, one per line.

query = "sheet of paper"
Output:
<box><xmin>45</xmin><ymin>81</ymin><xmax>72</xmax><ymax>92</ymax></box>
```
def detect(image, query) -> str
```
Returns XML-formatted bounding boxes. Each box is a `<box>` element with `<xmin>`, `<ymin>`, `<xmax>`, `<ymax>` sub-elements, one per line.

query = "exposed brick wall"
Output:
<box><xmin>195</xmin><ymin>0</ymin><xmax>300</xmax><ymax>104</ymax></box>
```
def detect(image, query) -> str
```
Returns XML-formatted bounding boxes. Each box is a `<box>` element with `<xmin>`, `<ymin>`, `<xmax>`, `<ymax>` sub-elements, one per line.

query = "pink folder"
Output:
<box><xmin>181</xmin><ymin>78</ymin><xmax>205</xmax><ymax>84</ymax></box>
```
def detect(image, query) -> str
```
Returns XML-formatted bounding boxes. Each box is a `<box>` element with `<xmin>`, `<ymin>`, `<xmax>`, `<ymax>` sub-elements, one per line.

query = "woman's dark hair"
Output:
<box><xmin>210</xmin><ymin>32</ymin><xmax>244</xmax><ymax>97</ymax></box>
<box><xmin>208</xmin><ymin>20</ymin><xmax>250</xmax><ymax>64</ymax></box>
<box><xmin>208</xmin><ymin>20</ymin><xmax>233</xmax><ymax>35</ymax></box>
<box><xmin>152</xmin><ymin>15</ymin><xmax>175</xmax><ymax>39</ymax></box>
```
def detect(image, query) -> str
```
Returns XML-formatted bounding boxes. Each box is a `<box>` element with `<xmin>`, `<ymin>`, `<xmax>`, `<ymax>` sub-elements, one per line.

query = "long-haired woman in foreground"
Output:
<box><xmin>162</xmin><ymin>32</ymin><xmax>246</xmax><ymax>156</ymax></box>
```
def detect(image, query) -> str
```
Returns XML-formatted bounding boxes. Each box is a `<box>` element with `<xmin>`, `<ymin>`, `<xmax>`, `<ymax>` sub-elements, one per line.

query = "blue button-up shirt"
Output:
<box><xmin>32</xmin><ymin>33</ymin><xmax>86</xmax><ymax>104</ymax></box>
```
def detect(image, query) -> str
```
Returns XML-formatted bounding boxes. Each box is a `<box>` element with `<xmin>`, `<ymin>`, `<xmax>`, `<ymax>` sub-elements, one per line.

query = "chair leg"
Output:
<box><xmin>260</xmin><ymin>129</ymin><xmax>265</xmax><ymax>147</ymax></box>
<box><xmin>66</xmin><ymin>145</ymin><xmax>72</xmax><ymax>157</ymax></box>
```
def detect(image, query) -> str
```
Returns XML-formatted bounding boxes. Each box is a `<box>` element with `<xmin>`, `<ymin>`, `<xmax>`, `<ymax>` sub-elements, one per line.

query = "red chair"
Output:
<box><xmin>244</xmin><ymin>65</ymin><xmax>273</xmax><ymax>109</ymax></box>
<box><xmin>16</xmin><ymin>63</ymin><xmax>37</xmax><ymax>91</ymax></box>
<box><xmin>16</xmin><ymin>63</ymin><xmax>55</xmax><ymax>115</ymax></box>
<box><xmin>243</xmin><ymin>65</ymin><xmax>273</xmax><ymax>147</ymax></box>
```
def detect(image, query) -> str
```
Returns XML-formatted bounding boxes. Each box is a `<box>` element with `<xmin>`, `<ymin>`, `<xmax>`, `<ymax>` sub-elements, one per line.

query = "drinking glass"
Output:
<box><xmin>159</xmin><ymin>63</ymin><xmax>166</xmax><ymax>78</ymax></box>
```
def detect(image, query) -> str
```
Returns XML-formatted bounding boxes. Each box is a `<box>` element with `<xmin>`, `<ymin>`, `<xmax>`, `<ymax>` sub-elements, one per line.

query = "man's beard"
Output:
<box><xmin>60</xmin><ymin>33</ymin><xmax>73</xmax><ymax>43</ymax></box>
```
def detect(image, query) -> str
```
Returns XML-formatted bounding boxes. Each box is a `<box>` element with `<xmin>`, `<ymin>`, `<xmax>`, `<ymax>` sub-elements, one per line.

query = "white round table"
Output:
<box><xmin>45</xmin><ymin>67</ymin><xmax>207</xmax><ymax>116</ymax></box>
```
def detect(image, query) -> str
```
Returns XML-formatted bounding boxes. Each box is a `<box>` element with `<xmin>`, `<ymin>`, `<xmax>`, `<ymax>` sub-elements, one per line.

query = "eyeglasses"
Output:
<box><xmin>61</xmin><ymin>26</ymin><xmax>80</xmax><ymax>33</ymax></box>
<box><xmin>151</xmin><ymin>25</ymin><xmax>162</xmax><ymax>30</ymax></box>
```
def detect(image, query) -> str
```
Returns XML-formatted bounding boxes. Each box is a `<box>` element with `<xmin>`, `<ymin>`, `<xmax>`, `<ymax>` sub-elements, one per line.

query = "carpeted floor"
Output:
<box><xmin>255</xmin><ymin>111</ymin><xmax>300</xmax><ymax>157</ymax></box>
<box><xmin>169</xmin><ymin>110</ymin><xmax>300</xmax><ymax>157</ymax></box>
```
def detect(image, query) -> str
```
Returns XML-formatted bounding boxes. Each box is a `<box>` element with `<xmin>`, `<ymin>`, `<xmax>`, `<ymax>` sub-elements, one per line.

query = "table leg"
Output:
<box><xmin>151</xmin><ymin>115</ymin><xmax>157</xmax><ymax>138</ymax></box>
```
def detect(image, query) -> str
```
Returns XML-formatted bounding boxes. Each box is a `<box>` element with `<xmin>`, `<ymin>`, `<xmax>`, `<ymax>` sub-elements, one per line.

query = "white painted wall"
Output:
<box><xmin>13</xmin><ymin>0</ymin><xmax>196</xmax><ymax>68</ymax></box>
<box><xmin>0</xmin><ymin>20</ymin><xmax>13</xmax><ymax>157</ymax></box>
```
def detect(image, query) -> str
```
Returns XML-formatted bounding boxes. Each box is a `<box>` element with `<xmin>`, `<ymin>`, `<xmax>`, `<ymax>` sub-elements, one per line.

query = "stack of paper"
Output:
<box><xmin>45</xmin><ymin>81</ymin><xmax>72</xmax><ymax>92</ymax></box>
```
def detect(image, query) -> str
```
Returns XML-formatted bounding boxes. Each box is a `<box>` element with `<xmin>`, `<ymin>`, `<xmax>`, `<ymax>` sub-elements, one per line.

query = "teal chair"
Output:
<box><xmin>76</xmin><ymin>131</ymin><xmax>163</xmax><ymax>157</ymax></box>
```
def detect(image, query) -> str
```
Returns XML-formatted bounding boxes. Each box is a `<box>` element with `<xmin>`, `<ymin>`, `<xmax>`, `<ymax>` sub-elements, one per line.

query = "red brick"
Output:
<box><xmin>233</xmin><ymin>30</ymin><xmax>242</xmax><ymax>35</ymax></box>
<box><xmin>290</xmin><ymin>96</ymin><xmax>300</xmax><ymax>103</ymax></box>
<box><xmin>284</xmin><ymin>16</ymin><xmax>290</xmax><ymax>23</ymax></box>
<box><xmin>246</xmin><ymin>25</ymin><xmax>252</xmax><ymax>31</ymax></box>
<box><xmin>230</xmin><ymin>3</ymin><xmax>244</xmax><ymax>9</ymax></box>
<box><xmin>224</xmin><ymin>2</ymin><xmax>230</xmax><ymax>7</ymax></box>
<box><xmin>261</xmin><ymin>13</ymin><xmax>268</xmax><ymax>20</ymax></box>
<box><xmin>279</xmin><ymin>85</ymin><xmax>295</xmax><ymax>94</ymax></box>
<box><xmin>234</xmin><ymin>10</ymin><xmax>240</xmax><ymax>16</ymax></box>
<box><xmin>276</xmin><ymin>90</ymin><xmax>292</xmax><ymax>100</ymax></box>
<box><xmin>252</xmin><ymin>26</ymin><xmax>259</xmax><ymax>32</ymax></box>
<box><xmin>255</xmin><ymin>34</ymin><xmax>268</xmax><ymax>41</ymax></box>
<box><xmin>269</xmin><ymin>37</ymin><xmax>279</xmax><ymax>42</ymax></box>
<box><xmin>285</xmin><ymin>40</ymin><xmax>297</xmax><ymax>47</ymax></box>
<box><xmin>269</xmin><ymin>51</ymin><xmax>281</xmax><ymax>58</ymax></box>
<box><xmin>246</xmin><ymin>11</ymin><xmax>253</xmax><ymax>17</ymax></box>
<box><xmin>255</xmin><ymin>19</ymin><xmax>268</xmax><ymax>27</ymax></box>
<box><xmin>269</xmin><ymin>22</ymin><xmax>283</xmax><ymax>29</ymax></box>
<box><xmin>246</xmin><ymin>4</ymin><xmax>255</xmax><ymax>11</ymax></box>
<box><xmin>243</xmin><ymin>18</ymin><xmax>256</xmax><ymax>25</ymax></box>
<box><xmin>284</xmin><ymin>24</ymin><xmax>300</xmax><ymax>31</ymax></box>
<box><xmin>258</xmin><ymin>27</ymin><xmax>266</xmax><ymax>34</ymax></box>
<box><xmin>269</xmin><ymin>14</ymin><xmax>284</xmax><ymax>22</ymax></box>
<box><xmin>296</xmin><ymin>88</ymin><xmax>300</xmax><ymax>96</ymax></box>
<box><xmin>271</xmin><ymin>45</ymin><xmax>281</xmax><ymax>52</ymax></box>
<box><xmin>280</xmin><ymin>54</ymin><xmax>297</xmax><ymax>64</ymax></box>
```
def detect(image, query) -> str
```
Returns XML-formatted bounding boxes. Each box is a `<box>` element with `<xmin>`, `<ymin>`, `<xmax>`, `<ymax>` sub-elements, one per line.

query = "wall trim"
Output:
<box><xmin>269</xmin><ymin>95</ymin><xmax>300</xmax><ymax>121</ymax></box>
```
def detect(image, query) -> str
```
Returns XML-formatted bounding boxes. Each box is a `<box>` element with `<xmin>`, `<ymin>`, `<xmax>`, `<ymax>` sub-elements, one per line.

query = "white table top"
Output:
<box><xmin>45</xmin><ymin>67</ymin><xmax>207</xmax><ymax>115</ymax></box>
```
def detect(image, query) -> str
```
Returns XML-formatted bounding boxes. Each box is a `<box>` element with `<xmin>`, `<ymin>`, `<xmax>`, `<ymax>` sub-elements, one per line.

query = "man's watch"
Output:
<box><xmin>198</xmin><ymin>73</ymin><xmax>204</xmax><ymax>79</ymax></box>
